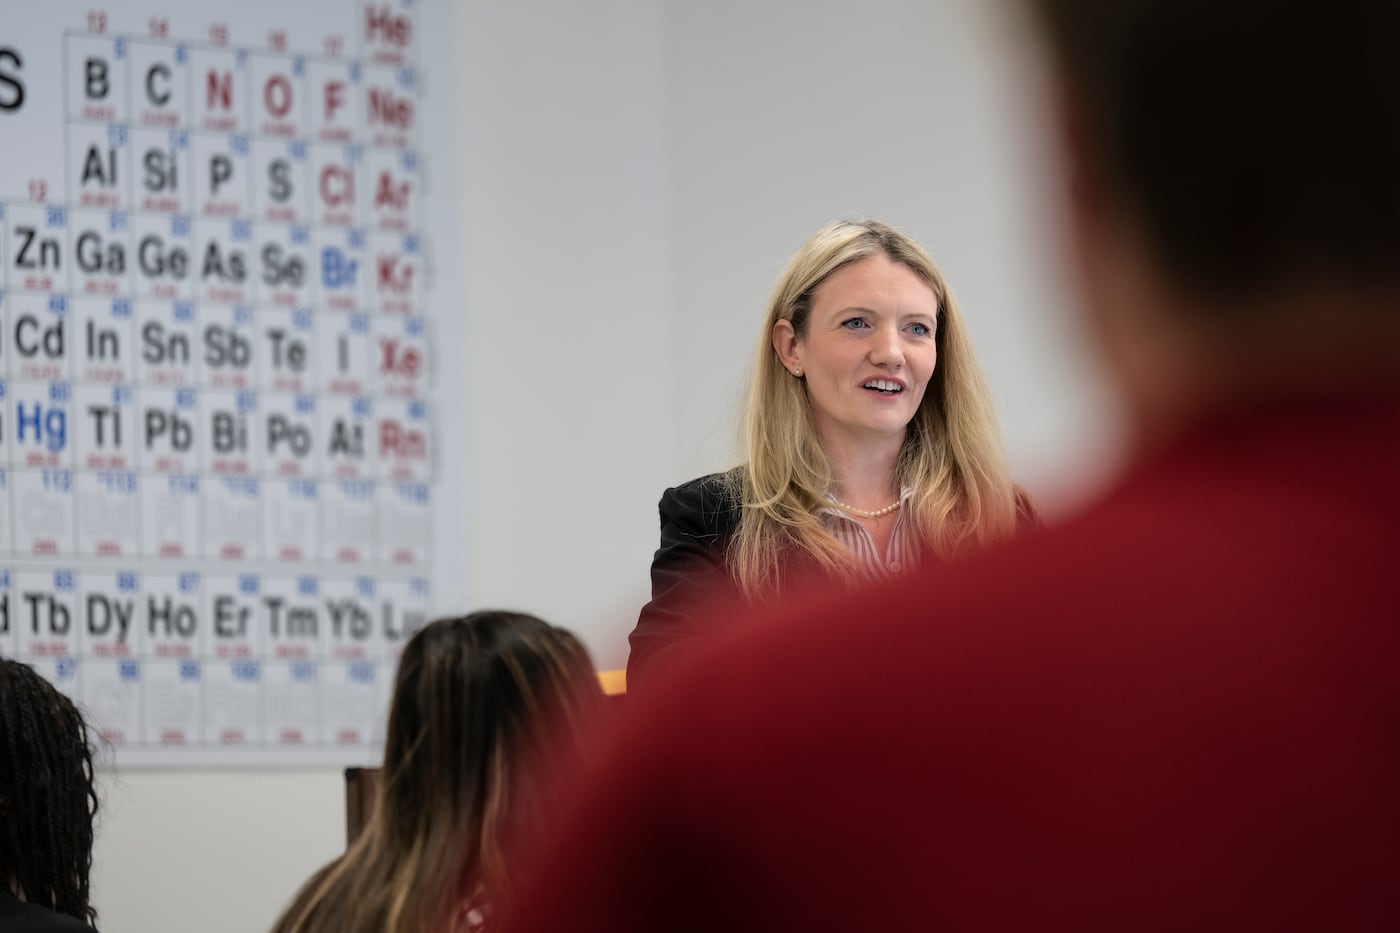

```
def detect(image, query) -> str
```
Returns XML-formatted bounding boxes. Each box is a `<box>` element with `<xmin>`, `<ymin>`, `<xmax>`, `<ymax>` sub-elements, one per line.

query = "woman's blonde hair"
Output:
<box><xmin>730</xmin><ymin>219</ymin><xmax>1019</xmax><ymax>597</ymax></box>
<box><xmin>272</xmin><ymin>612</ymin><xmax>605</xmax><ymax>933</ymax></box>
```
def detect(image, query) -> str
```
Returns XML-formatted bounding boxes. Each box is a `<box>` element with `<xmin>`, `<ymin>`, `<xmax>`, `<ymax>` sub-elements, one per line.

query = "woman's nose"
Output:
<box><xmin>868</xmin><ymin>325</ymin><xmax>904</xmax><ymax>367</ymax></box>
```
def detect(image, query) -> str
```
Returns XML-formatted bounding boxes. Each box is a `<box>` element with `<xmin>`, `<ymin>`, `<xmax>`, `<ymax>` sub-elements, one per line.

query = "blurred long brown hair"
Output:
<box><xmin>272</xmin><ymin>611</ymin><xmax>605</xmax><ymax>933</ymax></box>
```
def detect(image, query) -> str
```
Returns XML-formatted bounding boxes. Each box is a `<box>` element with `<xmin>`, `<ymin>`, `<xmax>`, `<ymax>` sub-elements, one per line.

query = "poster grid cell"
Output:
<box><xmin>1</xmin><ymin>0</ymin><xmax>436</xmax><ymax>767</ymax></box>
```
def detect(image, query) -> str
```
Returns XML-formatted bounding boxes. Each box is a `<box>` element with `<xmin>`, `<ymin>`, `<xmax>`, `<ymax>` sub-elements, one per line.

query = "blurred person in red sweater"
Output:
<box><xmin>505</xmin><ymin>1</ymin><xmax>1400</xmax><ymax>930</ymax></box>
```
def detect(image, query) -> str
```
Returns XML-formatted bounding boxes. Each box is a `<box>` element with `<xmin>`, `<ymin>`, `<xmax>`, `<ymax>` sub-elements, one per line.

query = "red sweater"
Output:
<box><xmin>508</xmin><ymin>395</ymin><xmax>1400</xmax><ymax>933</ymax></box>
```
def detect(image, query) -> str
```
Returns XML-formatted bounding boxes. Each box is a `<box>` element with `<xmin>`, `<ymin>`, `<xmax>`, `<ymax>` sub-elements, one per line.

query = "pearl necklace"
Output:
<box><xmin>828</xmin><ymin>496</ymin><xmax>902</xmax><ymax>518</ymax></box>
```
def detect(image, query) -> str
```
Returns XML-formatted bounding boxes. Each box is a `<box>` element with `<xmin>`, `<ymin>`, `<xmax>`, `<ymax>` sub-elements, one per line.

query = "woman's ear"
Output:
<box><xmin>772</xmin><ymin>320</ymin><xmax>803</xmax><ymax>375</ymax></box>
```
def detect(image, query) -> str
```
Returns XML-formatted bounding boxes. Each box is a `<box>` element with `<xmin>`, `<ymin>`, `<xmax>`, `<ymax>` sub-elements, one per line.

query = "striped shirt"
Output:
<box><xmin>820</xmin><ymin>487</ymin><xmax>920</xmax><ymax>585</ymax></box>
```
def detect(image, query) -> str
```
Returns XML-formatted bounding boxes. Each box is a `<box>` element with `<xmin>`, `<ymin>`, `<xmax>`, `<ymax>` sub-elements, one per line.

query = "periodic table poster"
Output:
<box><xmin>0</xmin><ymin>0</ymin><xmax>458</xmax><ymax>766</ymax></box>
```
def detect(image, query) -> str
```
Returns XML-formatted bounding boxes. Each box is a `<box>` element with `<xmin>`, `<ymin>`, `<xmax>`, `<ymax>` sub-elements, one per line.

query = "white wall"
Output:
<box><xmin>93</xmin><ymin>769</ymin><xmax>345</xmax><ymax>932</ymax></box>
<box><xmin>453</xmin><ymin>0</ymin><xmax>675</xmax><ymax>674</ymax></box>
<box><xmin>662</xmin><ymin>0</ymin><xmax>1123</xmax><ymax>496</ymax></box>
<box><xmin>92</xmin><ymin>2</ymin><xmax>1123</xmax><ymax>931</ymax></box>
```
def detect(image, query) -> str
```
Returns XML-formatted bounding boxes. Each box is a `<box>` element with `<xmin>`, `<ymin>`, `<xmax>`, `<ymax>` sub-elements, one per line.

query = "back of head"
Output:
<box><xmin>1026</xmin><ymin>0</ymin><xmax>1400</xmax><ymax>299</ymax></box>
<box><xmin>0</xmin><ymin>659</ymin><xmax>99</xmax><ymax>926</ymax></box>
<box><xmin>378</xmin><ymin>611</ymin><xmax>602</xmax><ymax>871</ymax></box>
<box><xmin>274</xmin><ymin>611</ymin><xmax>603</xmax><ymax>933</ymax></box>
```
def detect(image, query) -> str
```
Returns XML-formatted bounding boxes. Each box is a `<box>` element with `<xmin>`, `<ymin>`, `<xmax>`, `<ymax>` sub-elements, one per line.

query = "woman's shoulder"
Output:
<box><xmin>660</xmin><ymin>471</ymin><xmax>743</xmax><ymax>534</ymax></box>
<box><xmin>1012</xmin><ymin>484</ymin><xmax>1043</xmax><ymax>530</ymax></box>
<box><xmin>665</xmin><ymin>471</ymin><xmax>739</xmax><ymax>504</ymax></box>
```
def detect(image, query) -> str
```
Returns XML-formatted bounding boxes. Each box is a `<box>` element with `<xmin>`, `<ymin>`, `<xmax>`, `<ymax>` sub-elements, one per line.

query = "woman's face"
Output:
<box><xmin>773</xmin><ymin>253</ymin><xmax>939</xmax><ymax>450</ymax></box>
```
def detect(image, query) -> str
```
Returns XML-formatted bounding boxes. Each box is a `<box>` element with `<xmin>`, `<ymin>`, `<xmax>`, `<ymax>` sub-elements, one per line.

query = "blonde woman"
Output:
<box><xmin>628</xmin><ymin>220</ymin><xmax>1036</xmax><ymax>686</ymax></box>
<box><xmin>272</xmin><ymin>611</ymin><xmax>605</xmax><ymax>933</ymax></box>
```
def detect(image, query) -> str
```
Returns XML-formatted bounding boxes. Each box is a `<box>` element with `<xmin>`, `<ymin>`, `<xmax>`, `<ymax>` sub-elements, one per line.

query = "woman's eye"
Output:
<box><xmin>841</xmin><ymin>318</ymin><xmax>869</xmax><ymax>330</ymax></box>
<box><xmin>907</xmin><ymin>322</ymin><xmax>931</xmax><ymax>337</ymax></box>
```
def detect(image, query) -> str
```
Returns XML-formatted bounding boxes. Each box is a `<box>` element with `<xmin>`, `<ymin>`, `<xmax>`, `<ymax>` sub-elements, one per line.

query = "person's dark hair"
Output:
<box><xmin>0</xmin><ymin>659</ymin><xmax>100</xmax><ymax>925</ymax></box>
<box><xmin>273</xmin><ymin>610</ymin><xmax>605</xmax><ymax>933</ymax></box>
<box><xmin>1026</xmin><ymin>0</ymin><xmax>1400</xmax><ymax>298</ymax></box>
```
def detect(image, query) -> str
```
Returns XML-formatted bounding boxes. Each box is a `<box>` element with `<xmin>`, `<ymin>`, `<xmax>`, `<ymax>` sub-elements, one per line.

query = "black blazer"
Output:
<box><xmin>626</xmin><ymin>473</ymin><xmax>1042</xmax><ymax>689</ymax></box>
<box><xmin>627</xmin><ymin>473</ymin><xmax>742</xmax><ymax>689</ymax></box>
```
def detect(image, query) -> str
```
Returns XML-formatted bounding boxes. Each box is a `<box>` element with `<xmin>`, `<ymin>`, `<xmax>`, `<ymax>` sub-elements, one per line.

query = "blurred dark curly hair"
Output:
<box><xmin>0</xmin><ymin>659</ymin><xmax>100</xmax><ymax>925</ymax></box>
